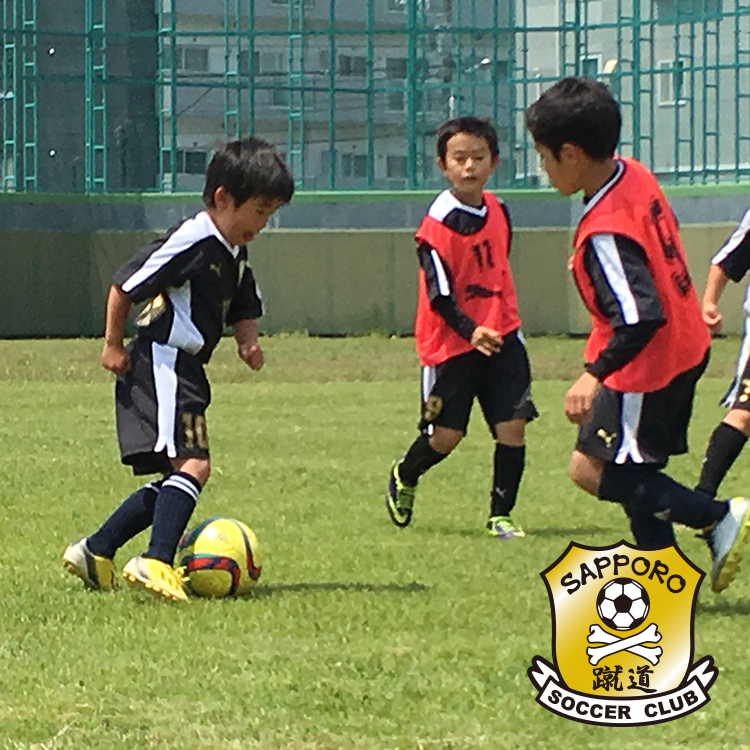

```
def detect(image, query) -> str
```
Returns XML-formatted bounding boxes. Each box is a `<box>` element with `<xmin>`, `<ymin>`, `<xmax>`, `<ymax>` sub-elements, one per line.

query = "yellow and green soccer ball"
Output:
<box><xmin>178</xmin><ymin>516</ymin><xmax>263</xmax><ymax>598</ymax></box>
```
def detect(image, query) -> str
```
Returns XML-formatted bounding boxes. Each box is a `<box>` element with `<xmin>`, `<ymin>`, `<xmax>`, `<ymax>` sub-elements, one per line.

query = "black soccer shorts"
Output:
<box><xmin>720</xmin><ymin>318</ymin><xmax>750</xmax><ymax>411</ymax></box>
<box><xmin>115</xmin><ymin>337</ymin><xmax>211</xmax><ymax>476</ymax></box>
<box><xmin>419</xmin><ymin>329</ymin><xmax>538</xmax><ymax>437</ymax></box>
<box><xmin>576</xmin><ymin>351</ymin><xmax>709</xmax><ymax>466</ymax></box>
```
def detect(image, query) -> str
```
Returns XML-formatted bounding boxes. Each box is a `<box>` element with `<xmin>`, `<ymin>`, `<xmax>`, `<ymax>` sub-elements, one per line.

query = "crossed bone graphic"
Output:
<box><xmin>587</xmin><ymin>623</ymin><xmax>663</xmax><ymax>666</ymax></box>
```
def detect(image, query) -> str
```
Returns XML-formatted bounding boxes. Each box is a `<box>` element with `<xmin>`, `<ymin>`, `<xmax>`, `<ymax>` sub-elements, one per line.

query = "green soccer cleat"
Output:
<box><xmin>62</xmin><ymin>538</ymin><xmax>119</xmax><ymax>592</ymax></box>
<box><xmin>486</xmin><ymin>515</ymin><xmax>526</xmax><ymax>540</ymax></box>
<box><xmin>123</xmin><ymin>556</ymin><xmax>189</xmax><ymax>602</ymax></box>
<box><xmin>386</xmin><ymin>458</ymin><xmax>416</xmax><ymax>528</ymax></box>
<box><xmin>709</xmin><ymin>497</ymin><xmax>750</xmax><ymax>593</ymax></box>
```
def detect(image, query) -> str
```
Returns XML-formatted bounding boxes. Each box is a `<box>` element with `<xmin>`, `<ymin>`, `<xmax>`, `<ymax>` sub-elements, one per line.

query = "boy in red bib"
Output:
<box><xmin>525</xmin><ymin>77</ymin><xmax>750</xmax><ymax>592</ymax></box>
<box><xmin>386</xmin><ymin>117</ymin><xmax>537</xmax><ymax>538</ymax></box>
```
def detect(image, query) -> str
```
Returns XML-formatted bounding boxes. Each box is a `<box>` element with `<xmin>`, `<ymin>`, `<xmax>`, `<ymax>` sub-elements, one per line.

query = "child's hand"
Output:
<box><xmin>101</xmin><ymin>343</ymin><xmax>131</xmax><ymax>375</ymax></box>
<box><xmin>565</xmin><ymin>372</ymin><xmax>599</xmax><ymax>424</ymax></box>
<box><xmin>238</xmin><ymin>342</ymin><xmax>264</xmax><ymax>371</ymax></box>
<box><xmin>702</xmin><ymin>301</ymin><xmax>722</xmax><ymax>333</ymax></box>
<box><xmin>470</xmin><ymin>326</ymin><xmax>503</xmax><ymax>356</ymax></box>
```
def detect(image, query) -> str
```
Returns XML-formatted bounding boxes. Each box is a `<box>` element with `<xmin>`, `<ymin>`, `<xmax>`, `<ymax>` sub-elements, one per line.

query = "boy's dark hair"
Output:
<box><xmin>525</xmin><ymin>77</ymin><xmax>621</xmax><ymax>161</ymax></box>
<box><xmin>436</xmin><ymin>116</ymin><xmax>499</xmax><ymax>162</ymax></box>
<box><xmin>203</xmin><ymin>137</ymin><xmax>295</xmax><ymax>207</ymax></box>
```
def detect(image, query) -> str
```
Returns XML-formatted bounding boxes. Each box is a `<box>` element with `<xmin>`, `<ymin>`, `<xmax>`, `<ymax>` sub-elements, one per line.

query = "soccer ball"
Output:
<box><xmin>178</xmin><ymin>516</ymin><xmax>262</xmax><ymax>598</ymax></box>
<box><xmin>596</xmin><ymin>577</ymin><xmax>649</xmax><ymax>631</ymax></box>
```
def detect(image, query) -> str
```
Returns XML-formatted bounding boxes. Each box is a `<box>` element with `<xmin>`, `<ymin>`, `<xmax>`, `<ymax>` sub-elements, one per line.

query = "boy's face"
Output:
<box><xmin>534</xmin><ymin>141</ymin><xmax>586</xmax><ymax>196</ymax></box>
<box><xmin>438</xmin><ymin>132</ymin><xmax>498</xmax><ymax>203</ymax></box>
<box><xmin>210</xmin><ymin>187</ymin><xmax>284</xmax><ymax>246</ymax></box>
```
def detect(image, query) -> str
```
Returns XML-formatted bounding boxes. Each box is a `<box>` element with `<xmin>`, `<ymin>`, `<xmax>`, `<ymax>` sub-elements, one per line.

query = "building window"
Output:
<box><xmin>386</xmin><ymin>57</ymin><xmax>407</xmax><ymax>110</ymax></box>
<box><xmin>386</xmin><ymin>155</ymin><xmax>408</xmax><ymax>179</ymax></box>
<box><xmin>658</xmin><ymin>59</ymin><xmax>687</xmax><ymax>105</ymax></box>
<box><xmin>167</xmin><ymin>149</ymin><xmax>209</xmax><ymax>174</ymax></box>
<box><xmin>257</xmin><ymin>51</ymin><xmax>286</xmax><ymax>75</ymax></box>
<box><xmin>271</xmin><ymin>0</ymin><xmax>315</xmax><ymax>6</ymax></box>
<box><xmin>581</xmin><ymin>56</ymin><xmax>600</xmax><ymax>80</ymax></box>
<box><xmin>177</xmin><ymin>47</ymin><xmax>209</xmax><ymax>73</ymax></box>
<box><xmin>338</xmin><ymin>55</ymin><xmax>366</xmax><ymax>77</ymax></box>
<box><xmin>341</xmin><ymin>153</ymin><xmax>367</xmax><ymax>178</ymax></box>
<box><xmin>271</xmin><ymin>87</ymin><xmax>289</xmax><ymax>107</ymax></box>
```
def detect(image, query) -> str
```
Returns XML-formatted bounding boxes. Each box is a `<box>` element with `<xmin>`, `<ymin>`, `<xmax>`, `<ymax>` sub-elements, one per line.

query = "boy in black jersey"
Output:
<box><xmin>696</xmin><ymin>207</ymin><xmax>750</xmax><ymax>495</ymax></box>
<box><xmin>62</xmin><ymin>138</ymin><xmax>294</xmax><ymax>601</ymax></box>
<box><xmin>386</xmin><ymin>117</ymin><xmax>537</xmax><ymax>538</ymax></box>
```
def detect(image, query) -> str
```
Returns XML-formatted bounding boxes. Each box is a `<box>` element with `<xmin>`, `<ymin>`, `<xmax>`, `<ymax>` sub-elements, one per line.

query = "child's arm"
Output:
<box><xmin>701</xmin><ymin>263</ymin><xmax>730</xmax><ymax>332</ymax></box>
<box><xmin>232</xmin><ymin>318</ymin><xmax>264</xmax><ymax>371</ymax></box>
<box><xmin>101</xmin><ymin>285</ymin><xmax>132</xmax><ymax>375</ymax></box>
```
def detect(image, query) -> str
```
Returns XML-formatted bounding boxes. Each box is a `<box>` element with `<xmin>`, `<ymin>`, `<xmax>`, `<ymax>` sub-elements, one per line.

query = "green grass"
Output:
<box><xmin>0</xmin><ymin>335</ymin><xmax>749</xmax><ymax>750</ymax></box>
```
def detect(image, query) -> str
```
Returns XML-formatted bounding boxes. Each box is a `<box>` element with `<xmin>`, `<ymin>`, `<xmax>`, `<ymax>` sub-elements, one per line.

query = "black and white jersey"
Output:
<box><xmin>712</xmin><ymin>206</ymin><xmax>750</xmax><ymax>316</ymax></box>
<box><xmin>581</xmin><ymin>233</ymin><xmax>666</xmax><ymax>380</ymax></box>
<box><xmin>113</xmin><ymin>211</ymin><xmax>262</xmax><ymax>364</ymax></box>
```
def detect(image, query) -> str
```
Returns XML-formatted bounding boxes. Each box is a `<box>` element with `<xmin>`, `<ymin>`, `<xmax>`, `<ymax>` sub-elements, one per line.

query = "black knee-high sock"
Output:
<box><xmin>599</xmin><ymin>463</ymin><xmax>728</xmax><ymax>535</ymax></box>
<box><xmin>399</xmin><ymin>434</ymin><xmax>449</xmax><ymax>487</ymax></box>
<box><xmin>627</xmin><ymin>513</ymin><xmax>675</xmax><ymax>548</ymax></box>
<box><xmin>86</xmin><ymin>481</ymin><xmax>162</xmax><ymax>559</ymax></box>
<box><xmin>145</xmin><ymin>472</ymin><xmax>201</xmax><ymax>565</ymax></box>
<box><xmin>490</xmin><ymin>443</ymin><xmax>525</xmax><ymax>517</ymax></box>
<box><xmin>696</xmin><ymin>422</ymin><xmax>748</xmax><ymax>496</ymax></box>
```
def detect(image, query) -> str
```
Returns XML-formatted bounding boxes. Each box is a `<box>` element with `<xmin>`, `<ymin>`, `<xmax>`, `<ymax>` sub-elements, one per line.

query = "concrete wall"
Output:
<box><xmin>1</xmin><ymin>187</ymin><xmax>749</xmax><ymax>338</ymax></box>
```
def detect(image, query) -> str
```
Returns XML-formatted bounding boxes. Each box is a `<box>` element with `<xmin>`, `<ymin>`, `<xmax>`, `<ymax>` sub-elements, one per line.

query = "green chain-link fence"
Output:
<box><xmin>1</xmin><ymin>0</ymin><xmax>748</xmax><ymax>193</ymax></box>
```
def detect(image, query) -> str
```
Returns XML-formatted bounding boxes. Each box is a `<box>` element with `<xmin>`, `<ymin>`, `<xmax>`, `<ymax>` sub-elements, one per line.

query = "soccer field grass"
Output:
<box><xmin>1</xmin><ymin>336</ymin><xmax>749</xmax><ymax>750</ymax></box>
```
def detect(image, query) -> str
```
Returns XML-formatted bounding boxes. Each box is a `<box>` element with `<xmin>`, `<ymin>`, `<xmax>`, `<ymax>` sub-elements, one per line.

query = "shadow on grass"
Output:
<box><xmin>527</xmin><ymin>526</ymin><xmax>615</xmax><ymax>538</ymax></box>
<box><xmin>696</xmin><ymin>598</ymin><xmax>750</xmax><ymax>617</ymax></box>
<box><xmin>413</xmin><ymin>525</ymin><xmax>614</xmax><ymax>539</ymax></box>
<box><xmin>250</xmin><ymin>581</ymin><xmax>429</xmax><ymax>598</ymax></box>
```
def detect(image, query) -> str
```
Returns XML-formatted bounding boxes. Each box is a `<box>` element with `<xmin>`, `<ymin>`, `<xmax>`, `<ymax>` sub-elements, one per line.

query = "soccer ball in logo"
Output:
<box><xmin>178</xmin><ymin>516</ymin><xmax>262</xmax><ymax>598</ymax></box>
<box><xmin>596</xmin><ymin>577</ymin><xmax>650</xmax><ymax>631</ymax></box>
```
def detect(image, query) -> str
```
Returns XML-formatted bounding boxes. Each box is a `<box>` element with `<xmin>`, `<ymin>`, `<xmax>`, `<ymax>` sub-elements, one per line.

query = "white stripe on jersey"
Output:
<box><xmin>166</xmin><ymin>284</ymin><xmax>205</xmax><ymax>355</ymax></box>
<box><xmin>429</xmin><ymin>249</ymin><xmax>451</xmax><ymax>296</ymax></box>
<box><xmin>615</xmin><ymin>392</ymin><xmax>645</xmax><ymax>464</ymax></box>
<box><xmin>589</xmin><ymin>233</ymin><xmax>641</xmax><ymax>325</ymax></box>
<box><xmin>163</xmin><ymin>473</ymin><xmax>201</xmax><ymax>502</ymax></box>
<box><xmin>151</xmin><ymin>342</ymin><xmax>179</xmax><ymax>458</ymax></box>
<box><xmin>427</xmin><ymin>189</ymin><xmax>488</xmax><ymax>222</ymax></box>
<box><xmin>711</xmin><ymin>206</ymin><xmax>750</xmax><ymax>266</ymax></box>
<box><xmin>120</xmin><ymin>212</ymin><xmax>238</xmax><ymax>293</ymax></box>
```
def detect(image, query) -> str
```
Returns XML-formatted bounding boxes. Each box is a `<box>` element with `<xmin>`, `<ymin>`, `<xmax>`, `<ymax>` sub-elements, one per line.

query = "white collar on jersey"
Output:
<box><xmin>200</xmin><ymin>211</ymin><xmax>242</xmax><ymax>258</ymax></box>
<box><xmin>581</xmin><ymin>158</ymin><xmax>625</xmax><ymax>216</ymax></box>
<box><xmin>428</xmin><ymin>189</ymin><xmax>488</xmax><ymax>222</ymax></box>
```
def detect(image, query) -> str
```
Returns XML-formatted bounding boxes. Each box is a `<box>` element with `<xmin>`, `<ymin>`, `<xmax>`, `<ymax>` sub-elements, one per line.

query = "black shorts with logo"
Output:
<box><xmin>576</xmin><ymin>351</ymin><xmax>709</xmax><ymax>467</ymax></box>
<box><xmin>419</xmin><ymin>329</ymin><xmax>538</xmax><ymax>437</ymax></box>
<box><xmin>720</xmin><ymin>318</ymin><xmax>750</xmax><ymax>410</ymax></box>
<box><xmin>115</xmin><ymin>337</ymin><xmax>211</xmax><ymax>476</ymax></box>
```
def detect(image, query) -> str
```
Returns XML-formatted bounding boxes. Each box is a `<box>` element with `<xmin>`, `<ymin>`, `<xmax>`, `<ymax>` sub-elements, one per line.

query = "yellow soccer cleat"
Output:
<box><xmin>62</xmin><ymin>538</ymin><xmax>119</xmax><ymax>592</ymax></box>
<box><xmin>709</xmin><ymin>497</ymin><xmax>750</xmax><ymax>593</ymax></box>
<box><xmin>385</xmin><ymin>457</ymin><xmax>416</xmax><ymax>528</ymax></box>
<box><xmin>123</xmin><ymin>556</ymin><xmax>188</xmax><ymax>602</ymax></box>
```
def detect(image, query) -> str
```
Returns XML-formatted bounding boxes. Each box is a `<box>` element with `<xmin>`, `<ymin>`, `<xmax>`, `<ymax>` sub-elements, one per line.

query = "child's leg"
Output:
<box><xmin>86</xmin><ymin>479</ymin><xmax>163</xmax><ymax>559</ymax></box>
<box><xmin>398</xmin><ymin>427</ymin><xmax>458</xmax><ymax>486</ymax></box>
<box><xmin>490</xmin><ymin>419</ymin><xmax>526</xmax><ymax>518</ymax></box>
<box><xmin>696</xmin><ymin>410</ymin><xmax>750</xmax><ymax>496</ymax></box>
<box><xmin>144</xmin><ymin>456</ymin><xmax>208</xmax><ymax>565</ymax></box>
<box><xmin>570</xmin><ymin>450</ymin><xmax>728</xmax><ymax>544</ymax></box>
